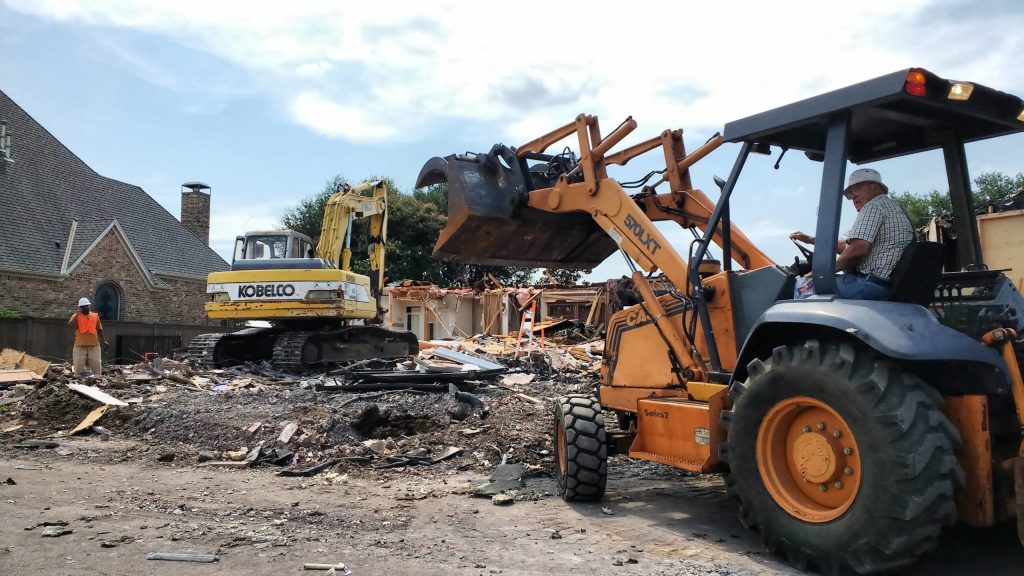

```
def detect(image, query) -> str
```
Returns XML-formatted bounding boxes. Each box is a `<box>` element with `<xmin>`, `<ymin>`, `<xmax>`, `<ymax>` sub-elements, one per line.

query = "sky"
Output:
<box><xmin>1</xmin><ymin>0</ymin><xmax>1022</xmax><ymax>282</ymax></box>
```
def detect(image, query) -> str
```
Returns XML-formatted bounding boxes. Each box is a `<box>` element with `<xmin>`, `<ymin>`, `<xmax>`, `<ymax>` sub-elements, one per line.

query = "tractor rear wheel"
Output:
<box><xmin>720</xmin><ymin>339</ymin><xmax>963</xmax><ymax>574</ymax></box>
<box><xmin>554</xmin><ymin>395</ymin><xmax>608</xmax><ymax>501</ymax></box>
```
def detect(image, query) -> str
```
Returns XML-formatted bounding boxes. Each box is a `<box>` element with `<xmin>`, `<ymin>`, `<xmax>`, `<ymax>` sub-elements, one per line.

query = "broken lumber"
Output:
<box><xmin>70</xmin><ymin>405</ymin><xmax>109</xmax><ymax>435</ymax></box>
<box><xmin>67</xmin><ymin>384</ymin><xmax>128</xmax><ymax>406</ymax></box>
<box><xmin>0</xmin><ymin>369</ymin><xmax>42</xmax><ymax>383</ymax></box>
<box><xmin>0</xmin><ymin>349</ymin><xmax>49</xmax><ymax>377</ymax></box>
<box><xmin>146</xmin><ymin>552</ymin><xmax>219</xmax><ymax>563</ymax></box>
<box><xmin>515</xmin><ymin>393</ymin><xmax>544</xmax><ymax>405</ymax></box>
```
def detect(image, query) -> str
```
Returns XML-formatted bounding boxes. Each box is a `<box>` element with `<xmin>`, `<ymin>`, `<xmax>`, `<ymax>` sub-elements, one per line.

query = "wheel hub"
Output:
<box><xmin>757</xmin><ymin>397</ymin><xmax>862</xmax><ymax>523</ymax></box>
<box><xmin>793</xmin><ymin>433</ymin><xmax>837</xmax><ymax>483</ymax></box>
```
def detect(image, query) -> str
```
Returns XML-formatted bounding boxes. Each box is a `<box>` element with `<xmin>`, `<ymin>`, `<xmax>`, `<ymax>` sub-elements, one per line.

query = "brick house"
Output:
<box><xmin>0</xmin><ymin>89</ymin><xmax>229</xmax><ymax>362</ymax></box>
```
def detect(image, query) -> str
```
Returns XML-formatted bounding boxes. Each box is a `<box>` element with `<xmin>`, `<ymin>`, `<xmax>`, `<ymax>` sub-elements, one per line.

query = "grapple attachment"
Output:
<box><xmin>416</xmin><ymin>145</ymin><xmax>616</xmax><ymax>268</ymax></box>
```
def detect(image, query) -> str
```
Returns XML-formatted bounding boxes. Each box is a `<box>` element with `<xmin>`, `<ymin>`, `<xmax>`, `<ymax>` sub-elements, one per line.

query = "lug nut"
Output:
<box><xmin>817</xmin><ymin>422</ymin><xmax>826</xmax><ymax>431</ymax></box>
<box><xmin>844</xmin><ymin>466</ymin><xmax>853</xmax><ymax>475</ymax></box>
<box><xmin>843</xmin><ymin>447</ymin><xmax>853</xmax><ymax>455</ymax></box>
<box><xmin>802</xmin><ymin>426</ymin><xmax>811</xmax><ymax>433</ymax></box>
<box><xmin>819</xmin><ymin>484</ymin><xmax>828</xmax><ymax>492</ymax></box>
<box><xmin>832</xmin><ymin>430</ymin><xmax>842</xmax><ymax>439</ymax></box>
<box><xmin>834</xmin><ymin>481</ymin><xmax>843</xmax><ymax>489</ymax></box>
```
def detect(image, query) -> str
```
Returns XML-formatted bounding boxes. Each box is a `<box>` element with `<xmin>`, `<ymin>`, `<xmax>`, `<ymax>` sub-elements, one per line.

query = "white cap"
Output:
<box><xmin>78</xmin><ymin>297</ymin><xmax>91</xmax><ymax>307</ymax></box>
<box><xmin>844</xmin><ymin>168</ymin><xmax>887</xmax><ymax>194</ymax></box>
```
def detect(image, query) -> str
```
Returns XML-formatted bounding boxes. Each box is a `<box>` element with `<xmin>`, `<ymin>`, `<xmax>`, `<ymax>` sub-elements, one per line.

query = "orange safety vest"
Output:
<box><xmin>76</xmin><ymin>312</ymin><xmax>99</xmax><ymax>335</ymax></box>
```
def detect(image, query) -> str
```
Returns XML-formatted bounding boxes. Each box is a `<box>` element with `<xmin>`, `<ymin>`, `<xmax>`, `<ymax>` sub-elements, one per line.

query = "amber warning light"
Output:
<box><xmin>905</xmin><ymin>70</ymin><xmax>927</xmax><ymax>97</ymax></box>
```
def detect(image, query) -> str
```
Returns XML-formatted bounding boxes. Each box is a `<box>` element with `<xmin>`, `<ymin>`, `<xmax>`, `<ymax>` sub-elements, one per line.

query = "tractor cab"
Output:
<box><xmin>704</xmin><ymin>68</ymin><xmax>1024</xmax><ymax>385</ymax></box>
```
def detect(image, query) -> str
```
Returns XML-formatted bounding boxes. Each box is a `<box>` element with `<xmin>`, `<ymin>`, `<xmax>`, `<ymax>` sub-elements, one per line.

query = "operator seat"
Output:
<box><xmin>884</xmin><ymin>242</ymin><xmax>945</xmax><ymax>306</ymax></box>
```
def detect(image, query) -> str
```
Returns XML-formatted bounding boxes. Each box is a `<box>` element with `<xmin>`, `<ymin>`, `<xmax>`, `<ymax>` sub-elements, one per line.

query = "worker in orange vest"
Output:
<box><xmin>67</xmin><ymin>297</ymin><xmax>109</xmax><ymax>376</ymax></box>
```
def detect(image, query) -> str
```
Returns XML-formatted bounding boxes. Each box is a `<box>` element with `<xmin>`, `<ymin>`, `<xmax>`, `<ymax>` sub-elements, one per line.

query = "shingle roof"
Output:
<box><xmin>0</xmin><ymin>89</ymin><xmax>228</xmax><ymax>279</ymax></box>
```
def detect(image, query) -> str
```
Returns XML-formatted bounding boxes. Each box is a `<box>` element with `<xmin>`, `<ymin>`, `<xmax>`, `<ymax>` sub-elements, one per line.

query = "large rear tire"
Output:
<box><xmin>554</xmin><ymin>395</ymin><xmax>608</xmax><ymax>501</ymax></box>
<box><xmin>720</xmin><ymin>339</ymin><xmax>964</xmax><ymax>574</ymax></box>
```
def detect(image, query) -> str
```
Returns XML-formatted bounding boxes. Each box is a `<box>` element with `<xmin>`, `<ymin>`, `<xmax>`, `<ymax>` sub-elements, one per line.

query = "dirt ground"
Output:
<box><xmin>2</xmin><ymin>444</ymin><xmax>1023</xmax><ymax>576</ymax></box>
<box><xmin>2</xmin><ymin>361</ymin><xmax>1023</xmax><ymax>575</ymax></box>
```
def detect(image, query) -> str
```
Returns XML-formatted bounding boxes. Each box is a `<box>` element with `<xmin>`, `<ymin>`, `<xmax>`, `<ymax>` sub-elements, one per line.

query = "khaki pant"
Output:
<box><xmin>73</xmin><ymin>345</ymin><xmax>102</xmax><ymax>375</ymax></box>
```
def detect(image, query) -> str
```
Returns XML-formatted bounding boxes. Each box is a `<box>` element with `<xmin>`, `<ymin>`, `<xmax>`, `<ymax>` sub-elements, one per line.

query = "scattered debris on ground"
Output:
<box><xmin>0</xmin><ymin>335</ymin><xmax>602</xmax><ymax>488</ymax></box>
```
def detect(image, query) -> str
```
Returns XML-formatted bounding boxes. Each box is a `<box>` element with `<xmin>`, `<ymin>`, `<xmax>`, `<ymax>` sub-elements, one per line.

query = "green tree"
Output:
<box><xmin>281</xmin><ymin>176</ymin><xmax>536</xmax><ymax>287</ymax></box>
<box><xmin>538</xmin><ymin>268</ymin><xmax>588</xmax><ymax>285</ymax></box>
<box><xmin>892</xmin><ymin>171</ymin><xmax>1023</xmax><ymax>229</ymax></box>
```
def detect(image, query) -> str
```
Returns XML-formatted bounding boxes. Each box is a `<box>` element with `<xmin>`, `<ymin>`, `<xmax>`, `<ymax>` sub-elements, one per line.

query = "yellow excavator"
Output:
<box><xmin>187</xmin><ymin>180</ymin><xmax>418</xmax><ymax>371</ymax></box>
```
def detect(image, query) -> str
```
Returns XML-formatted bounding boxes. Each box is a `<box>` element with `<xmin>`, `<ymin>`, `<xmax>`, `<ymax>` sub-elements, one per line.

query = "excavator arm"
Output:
<box><xmin>315</xmin><ymin>180</ymin><xmax>389</xmax><ymax>302</ymax></box>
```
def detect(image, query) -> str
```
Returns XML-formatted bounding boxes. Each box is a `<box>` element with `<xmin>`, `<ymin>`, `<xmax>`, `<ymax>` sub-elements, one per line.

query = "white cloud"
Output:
<box><xmin>288</xmin><ymin>91</ymin><xmax>400</xmax><ymax>142</ymax></box>
<box><xmin>294</xmin><ymin>61</ymin><xmax>333</xmax><ymax>78</ymax></box>
<box><xmin>7</xmin><ymin>0</ymin><xmax>1024</xmax><ymax>150</ymax></box>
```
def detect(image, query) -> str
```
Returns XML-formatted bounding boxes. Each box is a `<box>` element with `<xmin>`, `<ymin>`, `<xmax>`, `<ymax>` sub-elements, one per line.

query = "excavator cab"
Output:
<box><xmin>232</xmin><ymin>230</ymin><xmax>315</xmax><ymax>263</ymax></box>
<box><xmin>417</xmin><ymin>68</ymin><xmax>1024</xmax><ymax>574</ymax></box>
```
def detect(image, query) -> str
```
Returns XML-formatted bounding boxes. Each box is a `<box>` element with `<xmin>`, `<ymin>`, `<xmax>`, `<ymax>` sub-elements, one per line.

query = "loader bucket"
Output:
<box><xmin>416</xmin><ymin>146</ymin><xmax>617</xmax><ymax>269</ymax></box>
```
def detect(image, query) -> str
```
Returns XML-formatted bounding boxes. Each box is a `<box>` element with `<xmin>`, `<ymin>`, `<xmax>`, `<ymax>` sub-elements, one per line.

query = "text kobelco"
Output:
<box><xmin>238</xmin><ymin>283</ymin><xmax>296</xmax><ymax>298</ymax></box>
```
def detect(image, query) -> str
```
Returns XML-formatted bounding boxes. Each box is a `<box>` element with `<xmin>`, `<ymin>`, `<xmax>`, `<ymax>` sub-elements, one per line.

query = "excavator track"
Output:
<box><xmin>186</xmin><ymin>327</ymin><xmax>278</xmax><ymax>369</ymax></box>
<box><xmin>185</xmin><ymin>332</ymin><xmax>230</xmax><ymax>369</ymax></box>
<box><xmin>270</xmin><ymin>326</ymin><xmax>420</xmax><ymax>373</ymax></box>
<box><xmin>189</xmin><ymin>325</ymin><xmax>419</xmax><ymax>373</ymax></box>
<box><xmin>270</xmin><ymin>331</ymin><xmax>313</xmax><ymax>374</ymax></box>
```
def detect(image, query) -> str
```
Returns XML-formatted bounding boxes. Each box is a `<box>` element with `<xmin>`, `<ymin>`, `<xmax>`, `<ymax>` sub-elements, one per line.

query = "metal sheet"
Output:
<box><xmin>429</xmin><ymin>347</ymin><xmax>505</xmax><ymax>372</ymax></box>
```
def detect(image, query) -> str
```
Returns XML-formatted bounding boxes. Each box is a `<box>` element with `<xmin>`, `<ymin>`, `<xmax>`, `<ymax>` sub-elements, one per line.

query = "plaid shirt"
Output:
<box><xmin>846</xmin><ymin>194</ymin><xmax>914</xmax><ymax>280</ymax></box>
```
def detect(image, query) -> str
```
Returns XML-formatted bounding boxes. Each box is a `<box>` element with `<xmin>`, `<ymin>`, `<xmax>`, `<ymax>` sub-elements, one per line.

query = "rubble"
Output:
<box><xmin>0</xmin><ymin>324</ymin><xmax>602</xmax><ymax>506</ymax></box>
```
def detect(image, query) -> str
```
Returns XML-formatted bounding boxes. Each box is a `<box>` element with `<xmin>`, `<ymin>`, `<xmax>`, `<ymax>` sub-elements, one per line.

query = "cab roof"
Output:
<box><xmin>723</xmin><ymin>68</ymin><xmax>1024</xmax><ymax>163</ymax></box>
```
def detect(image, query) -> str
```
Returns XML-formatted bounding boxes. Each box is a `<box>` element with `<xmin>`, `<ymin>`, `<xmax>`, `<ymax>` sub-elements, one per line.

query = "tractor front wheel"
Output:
<box><xmin>554</xmin><ymin>395</ymin><xmax>608</xmax><ymax>501</ymax></box>
<box><xmin>720</xmin><ymin>339</ymin><xmax>963</xmax><ymax>574</ymax></box>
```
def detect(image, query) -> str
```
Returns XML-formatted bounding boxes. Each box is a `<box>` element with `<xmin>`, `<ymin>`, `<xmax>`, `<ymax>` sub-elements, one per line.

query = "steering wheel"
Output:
<box><xmin>792</xmin><ymin>239</ymin><xmax>814</xmax><ymax>264</ymax></box>
<box><xmin>788</xmin><ymin>239</ymin><xmax>814</xmax><ymax>276</ymax></box>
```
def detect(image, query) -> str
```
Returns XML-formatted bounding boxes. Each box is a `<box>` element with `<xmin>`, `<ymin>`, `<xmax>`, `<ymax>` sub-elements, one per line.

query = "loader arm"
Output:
<box><xmin>527</xmin><ymin>175</ymin><xmax>707</xmax><ymax>379</ymax></box>
<box><xmin>315</xmin><ymin>180</ymin><xmax>389</xmax><ymax>302</ymax></box>
<box><xmin>418</xmin><ymin>114</ymin><xmax>781</xmax><ymax>380</ymax></box>
<box><xmin>521</xmin><ymin>118</ymin><xmax>774</xmax><ymax>271</ymax></box>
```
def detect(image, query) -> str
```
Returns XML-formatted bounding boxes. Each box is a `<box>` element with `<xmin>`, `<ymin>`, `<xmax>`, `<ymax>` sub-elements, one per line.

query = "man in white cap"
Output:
<box><xmin>67</xmin><ymin>297</ymin><xmax>109</xmax><ymax>375</ymax></box>
<box><xmin>789</xmin><ymin>168</ymin><xmax>914</xmax><ymax>299</ymax></box>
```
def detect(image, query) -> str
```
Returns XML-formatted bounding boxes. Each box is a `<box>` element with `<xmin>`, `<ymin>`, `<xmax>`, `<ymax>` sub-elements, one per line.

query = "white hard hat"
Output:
<box><xmin>78</xmin><ymin>297</ymin><xmax>91</xmax><ymax>307</ymax></box>
<box><xmin>844</xmin><ymin>168</ymin><xmax>888</xmax><ymax>194</ymax></box>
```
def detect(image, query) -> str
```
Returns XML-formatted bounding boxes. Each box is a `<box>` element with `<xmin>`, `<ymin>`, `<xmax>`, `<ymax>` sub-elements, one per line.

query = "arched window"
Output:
<box><xmin>94</xmin><ymin>282</ymin><xmax>121</xmax><ymax>321</ymax></box>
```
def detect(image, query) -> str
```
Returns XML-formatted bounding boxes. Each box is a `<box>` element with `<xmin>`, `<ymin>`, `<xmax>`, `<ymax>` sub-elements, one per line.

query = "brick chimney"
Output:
<box><xmin>180</xmin><ymin>182</ymin><xmax>211</xmax><ymax>245</ymax></box>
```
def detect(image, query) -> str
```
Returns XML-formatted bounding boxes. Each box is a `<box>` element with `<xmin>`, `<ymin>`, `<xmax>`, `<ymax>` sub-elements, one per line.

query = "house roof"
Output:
<box><xmin>0</xmin><ymin>89</ymin><xmax>228</xmax><ymax>280</ymax></box>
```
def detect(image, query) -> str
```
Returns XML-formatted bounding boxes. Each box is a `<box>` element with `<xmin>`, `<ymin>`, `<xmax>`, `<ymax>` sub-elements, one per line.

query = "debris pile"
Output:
<box><xmin>1</xmin><ymin>339</ymin><xmax>603</xmax><ymax>501</ymax></box>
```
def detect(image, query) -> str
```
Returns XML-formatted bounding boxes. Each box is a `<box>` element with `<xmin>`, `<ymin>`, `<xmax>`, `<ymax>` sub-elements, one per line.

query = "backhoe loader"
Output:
<box><xmin>417</xmin><ymin>68</ymin><xmax>1024</xmax><ymax>573</ymax></box>
<box><xmin>187</xmin><ymin>180</ymin><xmax>418</xmax><ymax>371</ymax></box>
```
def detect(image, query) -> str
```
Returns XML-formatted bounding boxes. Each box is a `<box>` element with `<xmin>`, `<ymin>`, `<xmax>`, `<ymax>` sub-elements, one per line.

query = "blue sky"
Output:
<box><xmin>2</xmin><ymin>0</ymin><xmax>1022</xmax><ymax>282</ymax></box>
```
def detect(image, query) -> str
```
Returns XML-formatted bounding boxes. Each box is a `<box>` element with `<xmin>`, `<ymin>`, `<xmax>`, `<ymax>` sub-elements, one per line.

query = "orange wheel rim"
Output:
<box><xmin>756</xmin><ymin>396</ymin><xmax>862</xmax><ymax>523</ymax></box>
<box><xmin>556</xmin><ymin>418</ymin><xmax>567</xmax><ymax>474</ymax></box>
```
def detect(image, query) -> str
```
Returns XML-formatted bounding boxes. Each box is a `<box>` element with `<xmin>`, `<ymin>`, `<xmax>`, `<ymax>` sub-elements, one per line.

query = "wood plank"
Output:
<box><xmin>70</xmin><ymin>405</ymin><xmax>109</xmax><ymax>435</ymax></box>
<box><xmin>18</xmin><ymin>352</ymin><xmax>51</xmax><ymax>377</ymax></box>
<box><xmin>0</xmin><ymin>369</ymin><xmax>42</xmax><ymax>383</ymax></box>
<box><xmin>67</xmin><ymin>384</ymin><xmax>128</xmax><ymax>406</ymax></box>
<box><xmin>0</xmin><ymin>349</ymin><xmax>25</xmax><ymax>370</ymax></box>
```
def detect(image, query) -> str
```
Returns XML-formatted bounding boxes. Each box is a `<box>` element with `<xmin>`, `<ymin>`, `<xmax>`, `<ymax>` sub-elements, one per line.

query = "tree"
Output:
<box><xmin>281</xmin><ymin>176</ymin><xmax>536</xmax><ymax>287</ymax></box>
<box><xmin>538</xmin><ymin>268</ymin><xmax>588</xmax><ymax>285</ymax></box>
<box><xmin>892</xmin><ymin>171</ymin><xmax>1023</xmax><ymax>229</ymax></box>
